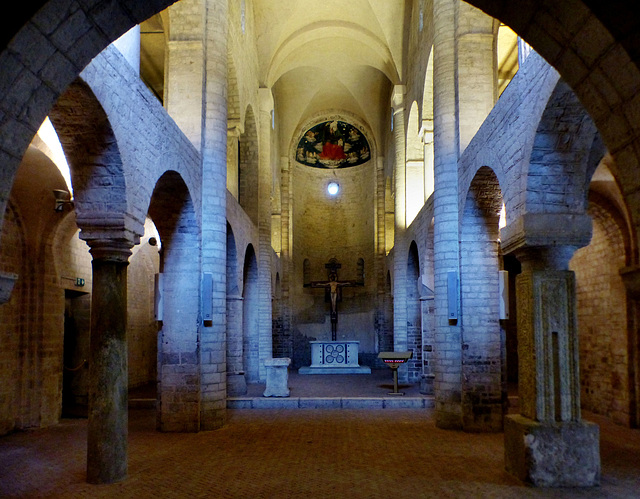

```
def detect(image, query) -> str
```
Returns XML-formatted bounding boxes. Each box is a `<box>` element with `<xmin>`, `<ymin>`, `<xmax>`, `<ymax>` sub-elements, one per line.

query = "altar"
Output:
<box><xmin>298</xmin><ymin>340</ymin><xmax>371</xmax><ymax>374</ymax></box>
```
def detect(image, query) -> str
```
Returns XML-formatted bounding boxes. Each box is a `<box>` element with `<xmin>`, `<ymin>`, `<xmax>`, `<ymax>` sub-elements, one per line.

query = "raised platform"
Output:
<box><xmin>298</xmin><ymin>366</ymin><xmax>371</xmax><ymax>375</ymax></box>
<box><xmin>227</xmin><ymin>369</ymin><xmax>431</xmax><ymax>409</ymax></box>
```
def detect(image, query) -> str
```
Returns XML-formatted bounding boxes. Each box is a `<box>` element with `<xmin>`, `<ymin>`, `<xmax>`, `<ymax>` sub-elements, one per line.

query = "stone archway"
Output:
<box><xmin>460</xmin><ymin>165</ymin><xmax>505</xmax><ymax>432</ymax></box>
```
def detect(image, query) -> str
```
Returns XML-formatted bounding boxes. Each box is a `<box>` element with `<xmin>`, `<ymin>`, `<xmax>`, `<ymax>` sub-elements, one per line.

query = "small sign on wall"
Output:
<box><xmin>499</xmin><ymin>270</ymin><xmax>509</xmax><ymax>320</ymax></box>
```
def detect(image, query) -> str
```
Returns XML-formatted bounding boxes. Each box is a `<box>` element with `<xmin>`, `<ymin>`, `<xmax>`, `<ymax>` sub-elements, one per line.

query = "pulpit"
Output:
<box><xmin>378</xmin><ymin>351</ymin><xmax>413</xmax><ymax>395</ymax></box>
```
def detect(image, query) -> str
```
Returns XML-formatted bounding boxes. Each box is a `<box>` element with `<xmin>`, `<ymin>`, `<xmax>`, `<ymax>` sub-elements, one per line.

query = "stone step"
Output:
<box><xmin>227</xmin><ymin>396</ymin><xmax>435</xmax><ymax>410</ymax></box>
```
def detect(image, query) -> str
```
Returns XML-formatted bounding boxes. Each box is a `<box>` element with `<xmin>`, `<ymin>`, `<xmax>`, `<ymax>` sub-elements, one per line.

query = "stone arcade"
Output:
<box><xmin>1</xmin><ymin>0</ymin><xmax>640</xmax><ymax>492</ymax></box>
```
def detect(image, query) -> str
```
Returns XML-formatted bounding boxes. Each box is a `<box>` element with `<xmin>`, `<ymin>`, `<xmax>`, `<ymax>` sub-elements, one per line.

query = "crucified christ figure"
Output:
<box><xmin>310</xmin><ymin>271</ymin><xmax>359</xmax><ymax>340</ymax></box>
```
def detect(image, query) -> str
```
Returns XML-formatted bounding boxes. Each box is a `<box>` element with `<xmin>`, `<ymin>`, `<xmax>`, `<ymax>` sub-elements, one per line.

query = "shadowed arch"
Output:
<box><xmin>49</xmin><ymin>79</ymin><xmax>128</xmax><ymax>220</ymax></box>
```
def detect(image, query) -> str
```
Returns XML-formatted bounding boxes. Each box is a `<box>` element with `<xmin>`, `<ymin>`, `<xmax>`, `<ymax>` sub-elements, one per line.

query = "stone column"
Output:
<box><xmin>432</xmin><ymin>0</ymin><xmax>462</xmax><ymax>430</ymax></box>
<box><xmin>391</xmin><ymin>85</ymin><xmax>408</xmax><ymax>382</ymax></box>
<box><xmin>165</xmin><ymin>0</ymin><xmax>204</xmax><ymax>149</ymax></box>
<box><xmin>501</xmin><ymin>213</ymin><xmax>600</xmax><ymax>487</ymax></box>
<box><xmin>456</xmin><ymin>2</ymin><xmax>496</xmax><ymax>152</ymax></box>
<box><xmin>257</xmin><ymin>88</ymin><xmax>274</xmax><ymax>381</ymax></box>
<box><xmin>199</xmin><ymin>0</ymin><xmax>228</xmax><ymax>431</ymax></box>
<box><xmin>619</xmin><ymin>265</ymin><xmax>640</xmax><ymax>428</ymax></box>
<box><xmin>84</xmin><ymin>237</ymin><xmax>136</xmax><ymax>484</ymax></box>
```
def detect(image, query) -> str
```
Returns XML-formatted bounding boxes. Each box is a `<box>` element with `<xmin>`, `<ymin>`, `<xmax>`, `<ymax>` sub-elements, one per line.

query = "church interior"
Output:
<box><xmin>1</xmin><ymin>0</ymin><xmax>640</xmax><ymax>494</ymax></box>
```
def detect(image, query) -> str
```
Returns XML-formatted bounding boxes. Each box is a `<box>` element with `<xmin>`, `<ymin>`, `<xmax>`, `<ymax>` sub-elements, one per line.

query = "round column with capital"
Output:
<box><xmin>84</xmin><ymin>237</ymin><xmax>136</xmax><ymax>484</ymax></box>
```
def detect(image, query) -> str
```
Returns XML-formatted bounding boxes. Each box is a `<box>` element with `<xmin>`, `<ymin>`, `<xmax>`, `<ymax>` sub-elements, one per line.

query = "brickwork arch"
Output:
<box><xmin>0</xmin><ymin>0</ymin><xmax>177</xmax><ymax>235</ymax></box>
<box><xmin>525</xmin><ymin>80</ymin><xmax>599</xmax><ymax>215</ymax></box>
<box><xmin>464</xmin><ymin>0</ymin><xmax>640</xmax><ymax>248</ymax></box>
<box><xmin>242</xmin><ymin>243</ymin><xmax>259</xmax><ymax>383</ymax></box>
<box><xmin>79</xmin><ymin>46</ymin><xmax>201</xmax><ymax>236</ymax></box>
<box><xmin>226</xmin><ymin>222</ymin><xmax>243</xmax><ymax>379</ymax></box>
<box><xmin>458</xmin><ymin>52</ymin><xmax>560</xmax><ymax>225</ymax></box>
<box><xmin>406</xmin><ymin>240</ymin><xmax>422</xmax><ymax>381</ymax></box>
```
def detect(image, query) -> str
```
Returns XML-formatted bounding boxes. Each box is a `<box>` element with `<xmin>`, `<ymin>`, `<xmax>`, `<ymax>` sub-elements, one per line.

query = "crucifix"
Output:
<box><xmin>306</xmin><ymin>258</ymin><xmax>363</xmax><ymax>341</ymax></box>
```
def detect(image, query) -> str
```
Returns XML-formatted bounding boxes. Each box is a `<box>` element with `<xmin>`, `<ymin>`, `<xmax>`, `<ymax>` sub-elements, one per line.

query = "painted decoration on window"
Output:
<box><xmin>296</xmin><ymin>120</ymin><xmax>370</xmax><ymax>168</ymax></box>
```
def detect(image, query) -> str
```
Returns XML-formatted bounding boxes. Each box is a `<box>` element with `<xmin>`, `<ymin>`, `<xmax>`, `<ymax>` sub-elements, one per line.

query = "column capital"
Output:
<box><xmin>77</xmin><ymin>212</ymin><xmax>142</xmax><ymax>262</ymax></box>
<box><xmin>391</xmin><ymin>84</ymin><xmax>406</xmax><ymax>110</ymax></box>
<box><xmin>500</xmin><ymin>213</ymin><xmax>592</xmax><ymax>269</ymax></box>
<box><xmin>259</xmin><ymin>87</ymin><xmax>274</xmax><ymax>113</ymax></box>
<box><xmin>227</xmin><ymin>119</ymin><xmax>243</xmax><ymax>137</ymax></box>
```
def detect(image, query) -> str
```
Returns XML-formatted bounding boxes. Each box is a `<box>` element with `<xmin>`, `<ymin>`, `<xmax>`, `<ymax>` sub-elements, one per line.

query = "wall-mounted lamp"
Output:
<box><xmin>53</xmin><ymin>189</ymin><xmax>74</xmax><ymax>212</ymax></box>
<box><xmin>327</xmin><ymin>182</ymin><xmax>339</xmax><ymax>196</ymax></box>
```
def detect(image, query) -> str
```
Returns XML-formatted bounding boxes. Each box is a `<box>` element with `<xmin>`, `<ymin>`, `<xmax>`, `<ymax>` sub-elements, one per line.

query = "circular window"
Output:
<box><xmin>327</xmin><ymin>182</ymin><xmax>339</xmax><ymax>196</ymax></box>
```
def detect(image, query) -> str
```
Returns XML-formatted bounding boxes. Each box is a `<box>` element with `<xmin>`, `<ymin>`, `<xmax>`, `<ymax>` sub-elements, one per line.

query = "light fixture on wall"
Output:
<box><xmin>327</xmin><ymin>182</ymin><xmax>339</xmax><ymax>196</ymax></box>
<box><xmin>53</xmin><ymin>189</ymin><xmax>74</xmax><ymax>212</ymax></box>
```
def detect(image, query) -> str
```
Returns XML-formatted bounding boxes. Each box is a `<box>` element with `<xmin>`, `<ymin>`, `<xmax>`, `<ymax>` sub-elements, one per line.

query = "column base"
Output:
<box><xmin>504</xmin><ymin>414</ymin><xmax>600</xmax><ymax>487</ymax></box>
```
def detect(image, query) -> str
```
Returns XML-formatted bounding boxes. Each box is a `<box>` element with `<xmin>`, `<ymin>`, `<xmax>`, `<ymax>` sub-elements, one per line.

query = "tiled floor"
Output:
<box><xmin>1</xmin><ymin>372</ymin><xmax>640</xmax><ymax>498</ymax></box>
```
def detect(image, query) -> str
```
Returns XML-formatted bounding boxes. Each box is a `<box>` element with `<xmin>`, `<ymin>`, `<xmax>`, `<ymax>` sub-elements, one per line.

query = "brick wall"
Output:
<box><xmin>570</xmin><ymin>201</ymin><xmax>629</xmax><ymax>424</ymax></box>
<box><xmin>0</xmin><ymin>202</ymin><xmax>25</xmax><ymax>435</ymax></box>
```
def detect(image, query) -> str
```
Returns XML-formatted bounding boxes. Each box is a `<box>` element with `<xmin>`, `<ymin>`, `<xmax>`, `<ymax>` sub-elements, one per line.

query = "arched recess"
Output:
<box><xmin>226</xmin><ymin>222</ymin><xmax>246</xmax><ymax>395</ymax></box>
<box><xmin>239</xmin><ymin>106</ymin><xmax>259</xmax><ymax>227</ymax></box>
<box><xmin>406</xmin><ymin>101</ymin><xmax>424</xmax><ymax>226</ymax></box>
<box><xmin>460</xmin><ymin>166</ymin><xmax>505</xmax><ymax>432</ymax></box>
<box><xmin>406</xmin><ymin>241</ymin><xmax>422</xmax><ymax>382</ymax></box>
<box><xmin>242</xmin><ymin>244</ymin><xmax>260</xmax><ymax>383</ymax></box>
<box><xmin>148</xmin><ymin>170</ymin><xmax>200</xmax><ymax>432</ymax></box>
